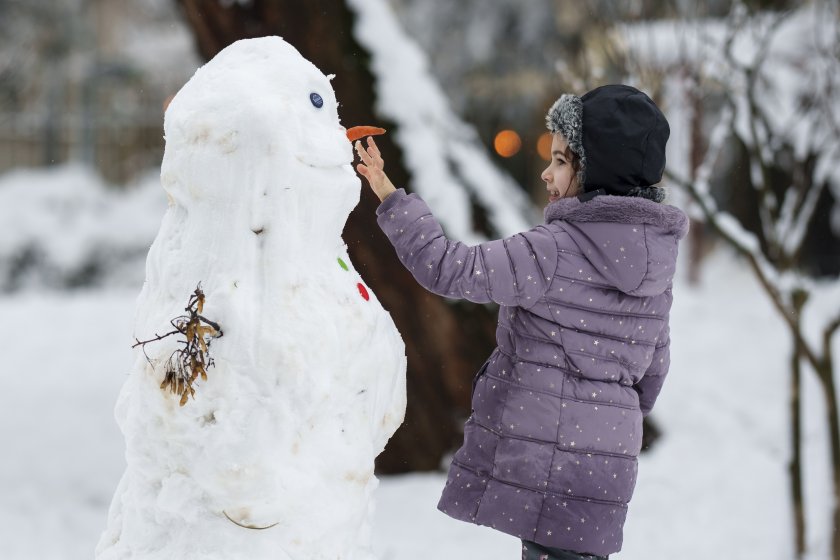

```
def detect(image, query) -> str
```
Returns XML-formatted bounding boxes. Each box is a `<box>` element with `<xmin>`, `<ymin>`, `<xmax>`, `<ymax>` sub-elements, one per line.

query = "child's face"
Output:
<box><xmin>541</xmin><ymin>134</ymin><xmax>578</xmax><ymax>203</ymax></box>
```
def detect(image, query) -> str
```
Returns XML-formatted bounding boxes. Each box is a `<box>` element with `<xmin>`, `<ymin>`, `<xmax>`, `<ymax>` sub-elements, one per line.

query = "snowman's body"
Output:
<box><xmin>96</xmin><ymin>37</ymin><xmax>407</xmax><ymax>560</ymax></box>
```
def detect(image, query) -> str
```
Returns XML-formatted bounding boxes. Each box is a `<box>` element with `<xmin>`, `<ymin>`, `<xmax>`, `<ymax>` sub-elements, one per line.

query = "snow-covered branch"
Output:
<box><xmin>664</xmin><ymin>106</ymin><xmax>775</xmax><ymax>297</ymax></box>
<box><xmin>346</xmin><ymin>0</ymin><xmax>538</xmax><ymax>244</ymax></box>
<box><xmin>624</xmin><ymin>2</ymin><xmax>840</xmax><ymax>261</ymax></box>
<box><xmin>779</xmin><ymin>174</ymin><xmax>826</xmax><ymax>259</ymax></box>
<box><xmin>664</xmin><ymin>81</ymin><xmax>827</xmax><ymax>371</ymax></box>
<box><xmin>722</xmin><ymin>7</ymin><xmax>788</xmax><ymax>258</ymax></box>
<box><xmin>667</xmin><ymin>160</ymin><xmax>822</xmax><ymax>371</ymax></box>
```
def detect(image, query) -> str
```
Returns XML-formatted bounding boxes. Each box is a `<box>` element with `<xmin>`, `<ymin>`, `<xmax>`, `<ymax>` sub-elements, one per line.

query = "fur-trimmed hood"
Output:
<box><xmin>544</xmin><ymin>193</ymin><xmax>689</xmax><ymax>237</ymax></box>
<box><xmin>544</xmin><ymin>194</ymin><xmax>689</xmax><ymax>296</ymax></box>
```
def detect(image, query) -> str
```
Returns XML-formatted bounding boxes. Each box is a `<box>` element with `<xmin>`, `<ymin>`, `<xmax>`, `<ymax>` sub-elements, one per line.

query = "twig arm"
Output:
<box><xmin>132</xmin><ymin>330</ymin><xmax>181</xmax><ymax>348</ymax></box>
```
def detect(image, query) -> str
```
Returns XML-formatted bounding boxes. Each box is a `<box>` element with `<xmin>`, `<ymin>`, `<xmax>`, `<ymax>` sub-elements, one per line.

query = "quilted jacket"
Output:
<box><xmin>375</xmin><ymin>188</ymin><xmax>689</xmax><ymax>556</ymax></box>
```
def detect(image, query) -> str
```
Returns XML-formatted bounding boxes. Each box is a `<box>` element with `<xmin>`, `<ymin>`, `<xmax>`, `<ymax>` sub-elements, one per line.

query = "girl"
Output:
<box><xmin>355</xmin><ymin>84</ymin><xmax>689</xmax><ymax>559</ymax></box>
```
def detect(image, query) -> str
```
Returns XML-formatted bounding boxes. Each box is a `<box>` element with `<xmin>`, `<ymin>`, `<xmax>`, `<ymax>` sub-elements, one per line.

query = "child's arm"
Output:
<box><xmin>356</xmin><ymin>138</ymin><xmax>558</xmax><ymax>308</ymax></box>
<box><xmin>632</xmin><ymin>305</ymin><xmax>671</xmax><ymax>417</ymax></box>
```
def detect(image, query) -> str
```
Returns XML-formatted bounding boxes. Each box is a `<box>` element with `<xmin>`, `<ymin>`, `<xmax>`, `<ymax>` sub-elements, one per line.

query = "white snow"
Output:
<box><xmin>0</xmin><ymin>164</ymin><xmax>166</xmax><ymax>291</ymax></box>
<box><xmin>94</xmin><ymin>37</ymin><xmax>407</xmax><ymax>560</ymax></box>
<box><xmin>2</xmin><ymin>242</ymin><xmax>839</xmax><ymax>558</ymax></box>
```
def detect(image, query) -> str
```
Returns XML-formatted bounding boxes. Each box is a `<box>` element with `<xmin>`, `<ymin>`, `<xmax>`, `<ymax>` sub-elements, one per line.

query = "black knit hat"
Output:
<box><xmin>546</xmin><ymin>84</ymin><xmax>670</xmax><ymax>202</ymax></box>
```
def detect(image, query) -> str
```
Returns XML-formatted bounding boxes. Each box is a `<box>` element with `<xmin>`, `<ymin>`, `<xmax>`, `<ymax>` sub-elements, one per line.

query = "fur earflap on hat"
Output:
<box><xmin>545</xmin><ymin>94</ymin><xmax>586</xmax><ymax>187</ymax></box>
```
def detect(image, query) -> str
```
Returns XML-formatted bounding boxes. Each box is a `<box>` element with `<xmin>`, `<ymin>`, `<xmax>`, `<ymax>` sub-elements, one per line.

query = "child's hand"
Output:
<box><xmin>355</xmin><ymin>137</ymin><xmax>397</xmax><ymax>202</ymax></box>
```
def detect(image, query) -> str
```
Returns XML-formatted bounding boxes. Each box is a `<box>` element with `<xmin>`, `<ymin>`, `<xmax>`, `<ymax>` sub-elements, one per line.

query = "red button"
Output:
<box><xmin>357</xmin><ymin>283</ymin><xmax>369</xmax><ymax>301</ymax></box>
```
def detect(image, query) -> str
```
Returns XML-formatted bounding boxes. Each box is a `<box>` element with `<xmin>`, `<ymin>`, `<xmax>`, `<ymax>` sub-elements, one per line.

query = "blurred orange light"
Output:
<box><xmin>537</xmin><ymin>132</ymin><xmax>553</xmax><ymax>161</ymax></box>
<box><xmin>494</xmin><ymin>130</ymin><xmax>522</xmax><ymax>158</ymax></box>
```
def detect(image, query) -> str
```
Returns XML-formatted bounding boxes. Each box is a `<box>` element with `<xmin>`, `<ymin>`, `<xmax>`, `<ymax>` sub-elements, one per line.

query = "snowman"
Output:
<box><xmin>96</xmin><ymin>37</ymin><xmax>407</xmax><ymax>560</ymax></box>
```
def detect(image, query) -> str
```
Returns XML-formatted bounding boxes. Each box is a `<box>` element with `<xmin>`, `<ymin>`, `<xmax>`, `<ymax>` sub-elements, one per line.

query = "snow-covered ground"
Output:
<box><xmin>1</xmin><ymin>242</ymin><xmax>837</xmax><ymax>559</ymax></box>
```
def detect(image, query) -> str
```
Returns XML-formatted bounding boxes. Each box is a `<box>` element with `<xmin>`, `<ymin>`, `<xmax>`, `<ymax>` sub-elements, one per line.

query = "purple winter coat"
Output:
<box><xmin>376</xmin><ymin>188</ymin><xmax>689</xmax><ymax>557</ymax></box>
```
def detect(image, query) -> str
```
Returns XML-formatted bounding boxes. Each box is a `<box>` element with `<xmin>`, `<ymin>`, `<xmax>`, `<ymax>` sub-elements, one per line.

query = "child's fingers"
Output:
<box><xmin>367</xmin><ymin>137</ymin><xmax>383</xmax><ymax>159</ymax></box>
<box><xmin>366</xmin><ymin>138</ymin><xmax>385</xmax><ymax>168</ymax></box>
<box><xmin>355</xmin><ymin>139</ymin><xmax>385</xmax><ymax>170</ymax></box>
<box><xmin>355</xmin><ymin>141</ymin><xmax>375</xmax><ymax>166</ymax></box>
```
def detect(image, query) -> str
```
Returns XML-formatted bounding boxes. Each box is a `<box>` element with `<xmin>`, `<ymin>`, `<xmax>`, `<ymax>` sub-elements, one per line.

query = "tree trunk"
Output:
<box><xmin>172</xmin><ymin>0</ymin><xmax>498</xmax><ymax>473</ymax></box>
<box><xmin>817</xmin><ymin>359</ymin><xmax>840</xmax><ymax>560</ymax></box>
<box><xmin>686</xmin><ymin>70</ymin><xmax>709</xmax><ymax>287</ymax></box>
<box><xmin>789</xmin><ymin>296</ymin><xmax>806</xmax><ymax>558</ymax></box>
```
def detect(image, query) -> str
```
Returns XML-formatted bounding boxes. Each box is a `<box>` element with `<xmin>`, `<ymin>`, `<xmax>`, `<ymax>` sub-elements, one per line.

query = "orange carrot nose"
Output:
<box><xmin>346</xmin><ymin>126</ymin><xmax>386</xmax><ymax>142</ymax></box>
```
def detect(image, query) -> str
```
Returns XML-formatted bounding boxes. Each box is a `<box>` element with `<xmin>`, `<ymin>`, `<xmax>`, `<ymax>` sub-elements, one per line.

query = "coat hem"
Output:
<box><xmin>437</xmin><ymin>462</ymin><xmax>625</xmax><ymax>556</ymax></box>
<box><xmin>450</xmin><ymin>455</ymin><xmax>633</xmax><ymax>505</ymax></box>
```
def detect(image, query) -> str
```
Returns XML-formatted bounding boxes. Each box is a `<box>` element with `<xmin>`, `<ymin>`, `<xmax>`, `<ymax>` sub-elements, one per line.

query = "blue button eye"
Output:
<box><xmin>310</xmin><ymin>92</ymin><xmax>323</xmax><ymax>108</ymax></box>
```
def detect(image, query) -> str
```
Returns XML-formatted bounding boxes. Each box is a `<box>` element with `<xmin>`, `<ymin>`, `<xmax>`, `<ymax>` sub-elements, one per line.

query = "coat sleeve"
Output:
<box><xmin>375</xmin><ymin>188</ymin><xmax>558</xmax><ymax>308</ymax></box>
<box><xmin>633</xmin><ymin>313</ymin><xmax>671</xmax><ymax>418</ymax></box>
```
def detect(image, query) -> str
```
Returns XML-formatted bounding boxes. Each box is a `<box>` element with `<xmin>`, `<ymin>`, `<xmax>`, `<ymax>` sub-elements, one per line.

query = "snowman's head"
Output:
<box><xmin>161</xmin><ymin>36</ymin><xmax>359</xmax><ymax>244</ymax></box>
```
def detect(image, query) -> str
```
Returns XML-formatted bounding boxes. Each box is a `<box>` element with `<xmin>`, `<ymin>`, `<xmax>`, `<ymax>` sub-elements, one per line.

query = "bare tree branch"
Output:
<box><xmin>664</xmin><ymin>98</ymin><xmax>821</xmax><ymax>370</ymax></box>
<box><xmin>823</xmin><ymin>310</ymin><xmax>840</xmax><ymax>384</ymax></box>
<box><xmin>670</xmin><ymin>165</ymin><xmax>822</xmax><ymax>372</ymax></box>
<box><xmin>782</xmin><ymin>169</ymin><xmax>827</xmax><ymax>260</ymax></box>
<box><xmin>721</xmin><ymin>7</ymin><xmax>788</xmax><ymax>261</ymax></box>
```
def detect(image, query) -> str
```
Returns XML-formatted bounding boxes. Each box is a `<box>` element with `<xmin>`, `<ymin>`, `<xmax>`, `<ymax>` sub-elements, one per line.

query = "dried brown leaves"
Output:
<box><xmin>133</xmin><ymin>284</ymin><xmax>223</xmax><ymax>406</ymax></box>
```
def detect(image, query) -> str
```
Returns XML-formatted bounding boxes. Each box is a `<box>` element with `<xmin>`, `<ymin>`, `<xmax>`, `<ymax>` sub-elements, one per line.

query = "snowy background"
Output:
<box><xmin>0</xmin><ymin>166</ymin><xmax>838</xmax><ymax>559</ymax></box>
<box><xmin>2</xmin><ymin>0</ymin><xmax>839</xmax><ymax>558</ymax></box>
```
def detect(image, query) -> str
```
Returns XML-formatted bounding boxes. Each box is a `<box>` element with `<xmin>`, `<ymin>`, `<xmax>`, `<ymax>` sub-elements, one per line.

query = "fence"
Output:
<box><xmin>0</xmin><ymin>85</ymin><xmax>173</xmax><ymax>185</ymax></box>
